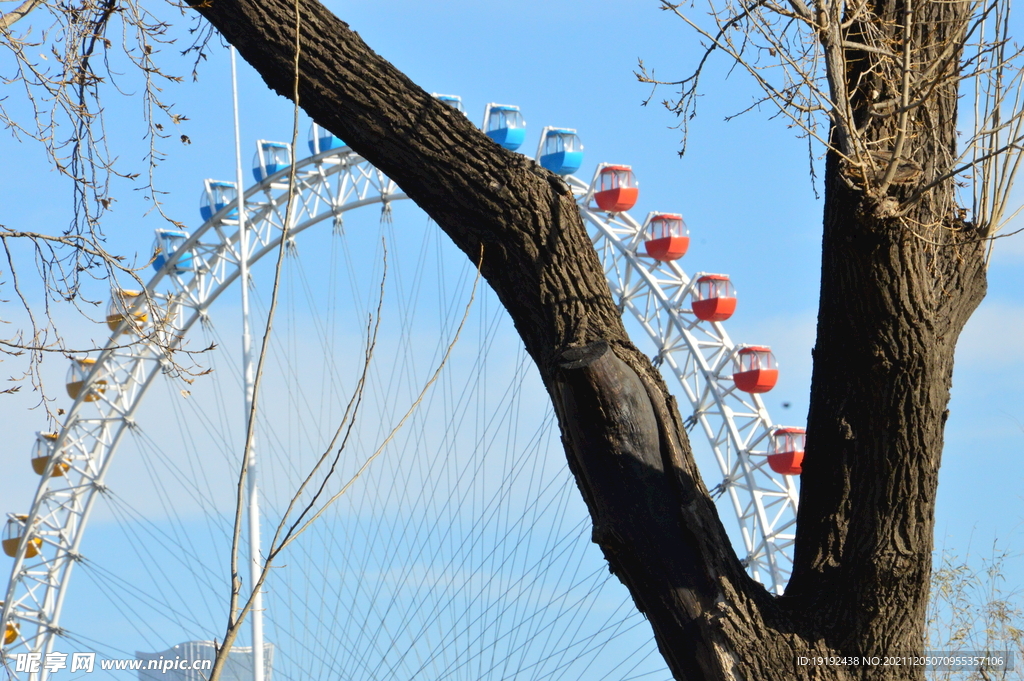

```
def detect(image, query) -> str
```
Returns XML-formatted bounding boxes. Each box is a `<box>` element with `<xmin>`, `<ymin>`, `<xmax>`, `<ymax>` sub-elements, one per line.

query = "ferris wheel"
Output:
<box><xmin>1</xmin><ymin>96</ymin><xmax>802</xmax><ymax>680</ymax></box>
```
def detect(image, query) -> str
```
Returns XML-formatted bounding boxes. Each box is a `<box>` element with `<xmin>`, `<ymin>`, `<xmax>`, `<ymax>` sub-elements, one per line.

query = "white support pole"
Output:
<box><xmin>231</xmin><ymin>46</ymin><xmax>266</xmax><ymax>681</ymax></box>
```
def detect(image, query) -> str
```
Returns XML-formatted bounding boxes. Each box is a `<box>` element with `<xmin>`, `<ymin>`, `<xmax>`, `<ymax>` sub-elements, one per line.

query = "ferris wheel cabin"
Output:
<box><xmin>593</xmin><ymin>164</ymin><xmax>639</xmax><ymax>212</ymax></box>
<box><xmin>483</xmin><ymin>104</ymin><xmax>527</xmax><ymax>151</ymax></box>
<box><xmin>308</xmin><ymin>123</ymin><xmax>345</xmax><ymax>155</ymax></box>
<box><xmin>252</xmin><ymin>141</ymin><xmax>291</xmax><ymax>182</ymax></box>
<box><xmin>66</xmin><ymin>358</ymin><xmax>107</xmax><ymax>402</ymax></box>
<box><xmin>106</xmin><ymin>289</ymin><xmax>148</xmax><ymax>333</ymax></box>
<box><xmin>2</xmin><ymin>516</ymin><xmax>41</xmax><ymax>559</ymax></box>
<box><xmin>643</xmin><ymin>213</ymin><xmax>689</xmax><ymax>261</ymax></box>
<box><xmin>433</xmin><ymin>93</ymin><xmax>465</xmax><ymax>113</ymax></box>
<box><xmin>200</xmin><ymin>180</ymin><xmax>238</xmax><ymax>222</ymax></box>
<box><xmin>733</xmin><ymin>346</ymin><xmax>778</xmax><ymax>393</ymax></box>
<box><xmin>152</xmin><ymin>229</ymin><xmax>193</xmax><ymax>274</ymax></box>
<box><xmin>768</xmin><ymin>427</ymin><xmax>805</xmax><ymax>475</ymax></box>
<box><xmin>538</xmin><ymin>127</ymin><xmax>584</xmax><ymax>176</ymax></box>
<box><xmin>31</xmin><ymin>432</ymin><xmax>69</xmax><ymax>477</ymax></box>
<box><xmin>692</xmin><ymin>274</ymin><xmax>737</xmax><ymax>322</ymax></box>
<box><xmin>3</xmin><ymin>617</ymin><xmax>16</xmax><ymax>645</ymax></box>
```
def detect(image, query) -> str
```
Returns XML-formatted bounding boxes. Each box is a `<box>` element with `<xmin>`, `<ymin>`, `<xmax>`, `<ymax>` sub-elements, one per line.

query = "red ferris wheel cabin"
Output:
<box><xmin>643</xmin><ymin>213</ymin><xmax>689</xmax><ymax>262</ymax></box>
<box><xmin>593</xmin><ymin>165</ymin><xmax>638</xmax><ymax>213</ymax></box>
<box><xmin>733</xmin><ymin>346</ymin><xmax>778</xmax><ymax>393</ymax></box>
<box><xmin>768</xmin><ymin>427</ymin><xmax>805</xmax><ymax>475</ymax></box>
<box><xmin>692</xmin><ymin>274</ymin><xmax>737</xmax><ymax>322</ymax></box>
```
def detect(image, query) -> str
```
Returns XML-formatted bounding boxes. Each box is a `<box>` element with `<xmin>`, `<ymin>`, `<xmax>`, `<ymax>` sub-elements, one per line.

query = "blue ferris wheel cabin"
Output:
<box><xmin>253</xmin><ymin>141</ymin><xmax>292</xmax><ymax>182</ymax></box>
<box><xmin>152</xmin><ymin>229</ymin><xmax>193</xmax><ymax>274</ymax></box>
<box><xmin>199</xmin><ymin>180</ymin><xmax>238</xmax><ymax>222</ymax></box>
<box><xmin>539</xmin><ymin>128</ymin><xmax>584</xmax><ymax>175</ymax></box>
<box><xmin>434</xmin><ymin>94</ymin><xmax>465</xmax><ymax>112</ymax></box>
<box><xmin>484</xmin><ymin>104</ymin><xmax>527</xmax><ymax>151</ymax></box>
<box><xmin>309</xmin><ymin>123</ymin><xmax>345</xmax><ymax>155</ymax></box>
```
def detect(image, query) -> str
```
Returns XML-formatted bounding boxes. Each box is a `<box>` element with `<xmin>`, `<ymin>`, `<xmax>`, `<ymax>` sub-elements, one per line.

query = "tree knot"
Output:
<box><xmin>558</xmin><ymin>340</ymin><xmax>610</xmax><ymax>370</ymax></box>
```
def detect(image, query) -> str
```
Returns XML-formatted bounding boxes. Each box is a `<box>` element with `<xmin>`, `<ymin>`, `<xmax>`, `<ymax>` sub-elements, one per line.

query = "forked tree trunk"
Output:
<box><xmin>187</xmin><ymin>1</ymin><xmax>988</xmax><ymax>678</ymax></box>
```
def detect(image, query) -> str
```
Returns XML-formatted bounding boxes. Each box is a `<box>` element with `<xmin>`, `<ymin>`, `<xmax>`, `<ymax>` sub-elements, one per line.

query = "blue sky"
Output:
<box><xmin>1</xmin><ymin>0</ymin><xmax>1022</xmax><ymax>676</ymax></box>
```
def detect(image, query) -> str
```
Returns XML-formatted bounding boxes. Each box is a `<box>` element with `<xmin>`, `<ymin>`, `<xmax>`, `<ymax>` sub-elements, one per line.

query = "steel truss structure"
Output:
<box><xmin>2</xmin><ymin>142</ymin><xmax>798</xmax><ymax>680</ymax></box>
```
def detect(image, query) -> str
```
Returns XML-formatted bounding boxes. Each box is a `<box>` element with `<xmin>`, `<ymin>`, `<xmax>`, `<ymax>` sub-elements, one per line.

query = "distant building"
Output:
<box><xmin>136</xmin><ymin>640</ymin><xmax>273</xmax><ymax>681</ymax></box>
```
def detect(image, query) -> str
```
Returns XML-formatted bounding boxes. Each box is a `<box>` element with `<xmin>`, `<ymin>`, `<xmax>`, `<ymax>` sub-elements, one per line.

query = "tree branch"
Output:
<box><xmin>183</xmin><ymin>2</ymin><xmax>779</xmax><ymax>679</ymax></box>
<box><xmin>0</xmin><ymin>0</ymin><xmax>45</xmax><ymax>30</ymax></box>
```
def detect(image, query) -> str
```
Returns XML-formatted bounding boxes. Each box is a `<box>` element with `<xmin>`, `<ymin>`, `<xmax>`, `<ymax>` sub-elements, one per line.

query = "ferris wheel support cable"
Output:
<box><xmin>348</xmin><ymin>349</ymin><xmax>553</xmax><ymax>677</ymax></box>
<box><xmin>86</xmin><ymin>504</ymin><xmax>205</xmax><ymax>643</ymax></box>
<box><xmin>318</xmin><ymin>277</ymin><xmax>466</xmax><ymax>657</ymax></box>
<box><xmin>1</xmin><ymin>148</ymin><xmax>408</xmax><ymax>678</ymax></box>
<box><xmin>86</xmin><ymin>492</ymin><xmax>219</xmax><ymax>629</ymax></box>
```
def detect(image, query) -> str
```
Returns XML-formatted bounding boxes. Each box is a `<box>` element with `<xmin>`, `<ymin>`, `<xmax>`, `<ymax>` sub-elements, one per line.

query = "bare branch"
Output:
<box><xmin>0</xmin><ymin>0</ymin><xmax>46</xmax><ymax>30</ymax></box>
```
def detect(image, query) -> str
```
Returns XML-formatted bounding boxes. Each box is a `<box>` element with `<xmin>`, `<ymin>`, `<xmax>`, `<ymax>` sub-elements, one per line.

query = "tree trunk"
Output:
<box><xmin>185</xmin><ymin>1</ymin><xmax>988</xmax><ymax>679</ymax></box>
<box><xmin>786</xmin><ymin>0</ymin><xmax>989</xmax><ymax>661</ymax></box>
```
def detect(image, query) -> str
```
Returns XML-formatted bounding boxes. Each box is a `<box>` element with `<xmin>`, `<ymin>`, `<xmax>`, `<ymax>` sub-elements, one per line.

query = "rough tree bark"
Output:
<box><xmin>785</xmin><ymin>0</ymin><xmax>989</xmax><ymax>656</ymax></box>
<box><xmin>185</xmin><ymin>1</ymin><xmax>988</xmax><ymax>678</ymax></box>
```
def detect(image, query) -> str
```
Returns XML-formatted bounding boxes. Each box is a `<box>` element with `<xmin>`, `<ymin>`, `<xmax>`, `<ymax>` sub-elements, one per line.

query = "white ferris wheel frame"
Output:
<box><xmin>1</xmin><ymin>142</ymin><xmax>799</xmax><ymax>680</ymax></box>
